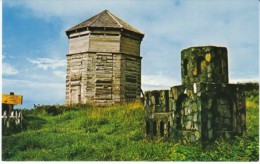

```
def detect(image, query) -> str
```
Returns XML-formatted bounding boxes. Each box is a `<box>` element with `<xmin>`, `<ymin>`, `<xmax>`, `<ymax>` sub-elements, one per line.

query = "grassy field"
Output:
<box><xmin>2</xmin><ymin>86</ymin><xmax>259</xmax><ymax>161</ymax></box>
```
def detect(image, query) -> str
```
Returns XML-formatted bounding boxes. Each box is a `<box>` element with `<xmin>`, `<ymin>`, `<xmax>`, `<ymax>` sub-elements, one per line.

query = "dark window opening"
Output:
<box><xmin>152</xmin><ymin>121</ymin><xmax>157</xmax><ymax>136</ymax></box>
<box><xmin>160</xmin><ymin>121</ymin><xmax>164</xmax><ymax>137</ymax></box>
<box><xmin>165</xmin><ymin>91</ymin><xmax>169</xmax><ymax>112</ymax></box>
<box><xmin>176</xmin><ymin>95</ymin><xmax>188</xmax><ymax>130</ymax></box>
<box><xmin>184</xmin><ymin>59</ymin><xmax>188</xmax><ymax>75</ymax></box>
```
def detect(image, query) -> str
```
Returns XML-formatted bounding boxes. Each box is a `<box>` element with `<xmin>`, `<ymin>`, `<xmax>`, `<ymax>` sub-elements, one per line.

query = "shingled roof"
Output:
<box><xmin>66</xmin><ymin>10</ymin><xmax>144</xmax><ymax>36</ymax></box>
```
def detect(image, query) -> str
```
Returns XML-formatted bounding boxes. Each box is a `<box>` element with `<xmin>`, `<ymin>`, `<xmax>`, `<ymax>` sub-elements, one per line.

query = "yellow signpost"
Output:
<box><xmin>2</xmin><ymin>94</ymin><xmax>23</xmax><ymax>105</ymax></box>
<box><xmin>2</xmin><ymin>92</ymin><xmax>23</xmax><ymax>128</ymax></box>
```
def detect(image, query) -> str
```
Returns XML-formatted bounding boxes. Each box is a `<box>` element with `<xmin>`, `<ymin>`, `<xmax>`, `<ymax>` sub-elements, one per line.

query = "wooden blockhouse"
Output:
<box><xmin>65</xmin><ymin>10</ymin><xmax>144</xmax><ymax>105</ymax></box>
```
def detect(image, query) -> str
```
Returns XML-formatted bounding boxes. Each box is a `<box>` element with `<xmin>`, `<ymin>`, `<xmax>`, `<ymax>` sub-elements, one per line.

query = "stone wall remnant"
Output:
<box><xmin>145</xmin><ymin>46</ymin><xmax>246</xmax><ymax>143</ymax></box>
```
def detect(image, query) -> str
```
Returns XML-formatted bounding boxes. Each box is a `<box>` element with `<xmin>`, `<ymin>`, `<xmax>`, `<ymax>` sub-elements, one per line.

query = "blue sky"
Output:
<box><xmin>2</xmin><ymin>0</ymin><xmax>259</xmax><ymax>109</ymax></box>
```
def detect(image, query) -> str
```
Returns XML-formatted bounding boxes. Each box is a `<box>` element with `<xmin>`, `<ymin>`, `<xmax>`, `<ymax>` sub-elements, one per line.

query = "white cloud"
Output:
<box><xmin>2</xmin><ymin>63</ymin><xmax>19</xmax><ymax>75</ymax></box>
<box><xmin>229</xmin><ymin>75</ymin><xmax>259</xmax><ymax>84</ymax></box>
<box><xmin>2</xmin><ymin>78</ymin><xmax>65</xmax><ymax>109</ymax></box>
<box><xmin>229</xmin><ymin>77</ymin><xmax>259</xmax><ymax>84</ymax></box>
<box><xmin>2</xmin><ymin>54</ymin><xmax>16</xmax><ymax>59</ymax></box>
<box><xmin>27</xmin><ymin>57</ymin><xmax>66</xmax><ymax>70</ymax></box>
<box><xmin>142</xmin><ymin>74</ymin><xmax>179</xmax><ymax>90</ymax></box>
<box><xmin>5</xmin><ymin>0</ymin><xmax>127</xmax><ymax>21</ymax></box>
<box><xmin>53</xmin><ymin>70</ymin><xmax>66</xmax><ymax>79</ymax></box>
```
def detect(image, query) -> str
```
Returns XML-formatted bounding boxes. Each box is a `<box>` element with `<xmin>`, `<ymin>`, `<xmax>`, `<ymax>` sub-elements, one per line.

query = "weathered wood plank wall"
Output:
<box><xmin>65</xmin><ymin>10</ymin><xmax>144</xmax><ymax>105</ymax></box>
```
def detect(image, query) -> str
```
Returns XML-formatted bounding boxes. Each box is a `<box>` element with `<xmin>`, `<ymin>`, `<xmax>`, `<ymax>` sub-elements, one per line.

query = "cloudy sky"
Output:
<box><xmin>2</xmin><ymin>0</ymin><xmax>259</xmax><ymax>108</ymax></box>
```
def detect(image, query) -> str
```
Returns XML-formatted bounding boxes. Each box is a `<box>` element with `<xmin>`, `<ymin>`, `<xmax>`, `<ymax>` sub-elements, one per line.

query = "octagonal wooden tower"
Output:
<box><xmin>65</xmin><ymin>10</ymin><xmax>144</xmax><ymax>105</ymax></box>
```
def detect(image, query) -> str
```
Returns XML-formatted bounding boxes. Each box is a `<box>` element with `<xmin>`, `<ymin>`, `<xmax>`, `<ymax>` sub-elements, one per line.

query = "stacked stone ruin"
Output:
<box><xmin>65</xmin><ymin>10</ymin><xmax>144</xmax><ymax>105</ymax></box>
<box><xmin>145</xmin><ymin>46</ymin><xmax>246</xmax><ymax>143</ymax></box>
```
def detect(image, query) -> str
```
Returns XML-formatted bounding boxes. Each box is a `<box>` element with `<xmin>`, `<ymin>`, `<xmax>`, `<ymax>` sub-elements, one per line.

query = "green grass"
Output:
<box><xmin>2</xmin><ymin>89</ymin><xmax>259</xmax><ymax>161</ymax></box>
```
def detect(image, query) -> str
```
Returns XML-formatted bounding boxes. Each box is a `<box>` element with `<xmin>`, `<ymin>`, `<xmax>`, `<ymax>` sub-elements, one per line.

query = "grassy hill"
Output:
<box><xmin>2</xmin><ymin>86</ymin><xmax>259</xmax><ymax>161</ymax></box>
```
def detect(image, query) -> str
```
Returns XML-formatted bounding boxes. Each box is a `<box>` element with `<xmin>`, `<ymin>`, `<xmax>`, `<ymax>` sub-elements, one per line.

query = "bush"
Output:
<box><xmin>33</xmin><ymin>104</ymin><xmax>64</xmax><ymax>116</ymax></box>
<box><xmin>33</xmin><ymin>104</ymin><xmax>92</xmax><ymax>116</ymax></box>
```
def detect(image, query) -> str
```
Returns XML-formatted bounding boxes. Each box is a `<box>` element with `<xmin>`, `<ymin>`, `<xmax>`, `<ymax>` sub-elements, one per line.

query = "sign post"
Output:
<box><xmin>2</xmin><ymin>92</ymin><xmax>23</xmax><ymax>128</ymax></box>
<box><xmin>2</xmin><ymin>92</ymin><xmax>23</xmax><ymax>105</ymax></box>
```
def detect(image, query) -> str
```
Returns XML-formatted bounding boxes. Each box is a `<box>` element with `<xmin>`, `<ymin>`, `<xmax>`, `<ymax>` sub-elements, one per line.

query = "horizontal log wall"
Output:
<box><xmin>69</xmin><ymin>35</ymin><xmax>89</xmax><ymax>54</ymax></box>
<box><xmin>66</xmin><ymin>31</ymin><xmax>142</xmax><ymax>105</ymax></box>
<box><xmin>120</xmin><ymin>36</ymin><xmax>141</xmax><ymax>56</ymax></box>
<box><xmin>95</xmin><ymin>53</ymin><xmax>113</xmax><ymax>101</ymax></box>
<box><xmin>121</xmin><ymin>55</ymin><xmax>141</xmax><ymax>101</ymax></box>
<box><xmin>89</xmin><ymin>35</ymin><xmax>120</xmax><ymax>52</ymax></box>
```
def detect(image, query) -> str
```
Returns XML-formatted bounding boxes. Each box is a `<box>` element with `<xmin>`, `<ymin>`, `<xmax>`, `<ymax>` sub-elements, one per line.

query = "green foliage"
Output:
<box><xmin>242</xmin><ymin>82</ymin><xmax>259</xmax><ymax>104</ymax></box>
<box><xmin>32</xmin><ymin>104</ymin><xmax>92</xmax><ymax>116</ymax></box>
<box><xmin>2</xmin><ymin>122</ymin><xmax>23</xmax><ymax>136</ymax></box>
<box><xmin>2</xmin><ymin>90</ymin><xmax>259</xmax><ymax>162</ymax></box>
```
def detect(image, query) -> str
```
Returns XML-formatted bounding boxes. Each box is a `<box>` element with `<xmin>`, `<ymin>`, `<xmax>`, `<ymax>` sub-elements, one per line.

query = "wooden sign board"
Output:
<box><xmin>2</xmin><ymin>94</ymin><xmax>23</xmax><ymax>105</ymax></box>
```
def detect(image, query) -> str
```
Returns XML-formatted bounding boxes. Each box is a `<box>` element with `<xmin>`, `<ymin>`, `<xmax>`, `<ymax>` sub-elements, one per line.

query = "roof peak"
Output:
<box><xmin>66</xmin><ymin>10</ymin><xmax>144</xmax><ymax>36</ymax></box>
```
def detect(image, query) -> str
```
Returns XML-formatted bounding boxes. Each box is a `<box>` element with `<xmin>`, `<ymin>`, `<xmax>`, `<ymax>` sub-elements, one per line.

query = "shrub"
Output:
<box><xmin>33</xmin><ymin>104</ymin><xmax>63</xmax><ymax>116</ymax></box>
